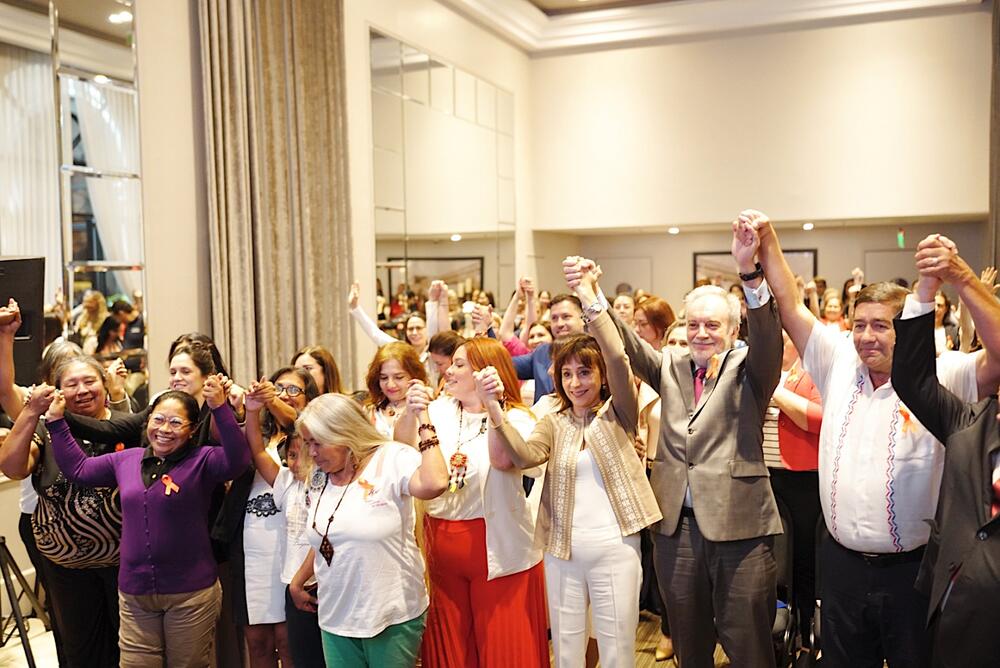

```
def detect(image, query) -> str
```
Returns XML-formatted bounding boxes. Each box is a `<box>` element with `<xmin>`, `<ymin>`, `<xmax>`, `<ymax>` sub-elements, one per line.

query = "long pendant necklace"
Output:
<box><xmin>448</xmin><ymin>406</ymin><xmax>487</xmax><ymax>493</ymax></box>
<box><xmin>311</xmin><ymin>472</ymin><xmax>355</xmax><ymax>565</ymax></box>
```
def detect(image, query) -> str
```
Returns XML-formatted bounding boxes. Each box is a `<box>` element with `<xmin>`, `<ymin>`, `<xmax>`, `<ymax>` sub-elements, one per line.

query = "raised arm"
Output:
<box><xmin>406</xmin><ymin>428</ymin><xmax>449</xmax><ymax>500</ymax></box>
<box><xmin>244</xmin><ymin>382</ymin><xmax>280</xmax><ymax>486</ymax></box>
<box><xmin>479</xmin><ymin>366</ymin><xmax>552</xmax><ymax>469</ymax></box>
<box><xmin>574</xmin><ymin>273</ymin><xmax>639</xmax><ymax>434</ymax></box>
<box><xmin>202</xmin><ymin>375</ymin><xmax>251</xmax><ymax>480</ymax></box>
<box><xmin>771</xmin><ymin>379</ymin><xmax>822</xmax><ymax>433</ymax></box>
<box><xmin>64</xmin><ymin>407</ymin><xmax>148</xmax><ymax>448</ymax></box>
<box><xmin>472</xmin><ymin>368</ymin><xmax>518</xmax><ymax>470</ymax></box>
<box><xmin>0</xmin><ymin>299</ymin><xmax>26</xmax><ymax>419</ymax></box>
<box><xmin>498</xmin><ymin>281</ymin><xmax>524</xmax><ymax>343</ymax></box>
<box><xmin>348</xmin><ymin>281</ymin><xmax>396</xmax><ymax>347</ymax></box>
<box><xmin>0</xmin><ymin>384</ymin><xmax>53</xmax><ymax>479</ymax></box>
<box><xmin>891</xmin><ymin>309</ymin><xmax>974</xmax><ymax>442</ymax></box>
<box><xmin>394</xmin><ymin>379</ymin><xmax>431</xmax><ymax>446</ymax></box>
<box><xmin>916</xmin><ymin>235</ymin><xmax>1000</xmax><ymax>398</ymax></box>
<box><xmin>754</xmin><ymin>216</ymin><xmax>818</xmax><ymax>357</ymax></box>
<box><xmin>45</xmin><ymin>392</ymin><xmax>118</xmax><ymax>487</ymax></box>
<box><xmin>520</xmin><ymin>278</ymin><xmax>539</xmax><ymax>347</ymax></box>
<box><xmin>564</xmin><ymin>256</ymin><xmax>664</xmax><ymax>389</ymax></box>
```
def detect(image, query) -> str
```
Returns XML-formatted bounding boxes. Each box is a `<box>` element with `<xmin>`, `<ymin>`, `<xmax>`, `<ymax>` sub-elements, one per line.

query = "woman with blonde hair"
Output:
<box><xmin>365</xmin><ymin>342</ymin><xmax>427</xmax><ymax>439</ymax></box>
<box><xmin>395</xmin><ymin>337</ymin><xmax>549</xmax><ymax>667</ymax></box>
<box><xmin>288</xmin><ymin>394</ymin><xmax>448</xmax><ymax>667</ymax></box>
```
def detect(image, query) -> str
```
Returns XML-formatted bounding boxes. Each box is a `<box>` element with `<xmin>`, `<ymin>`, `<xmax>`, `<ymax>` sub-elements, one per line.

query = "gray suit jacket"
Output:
<box><xmin>609</xmin><ymin>299</ymin><xmax>783</xmax><ymax>541</ymax></box>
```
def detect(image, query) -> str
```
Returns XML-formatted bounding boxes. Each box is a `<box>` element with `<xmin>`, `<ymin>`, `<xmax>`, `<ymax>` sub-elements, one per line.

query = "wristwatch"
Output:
<box><xmin>583</xmin><ymin>299</ymin><xmax>604</xmax><ymax>321</ymax></box>
<box><xmin>739</xmin><ymin>262</ymin><xmax>764</xmax><ymax>282</ymax></box>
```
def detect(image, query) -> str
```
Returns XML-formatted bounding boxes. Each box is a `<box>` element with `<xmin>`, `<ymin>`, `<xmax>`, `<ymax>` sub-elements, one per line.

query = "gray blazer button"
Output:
<box><xmin>977</xmin><ymin>530</ymin><xmax>988</xmax><ymax>541</ymax></box>
<box><xmin>688</xmin><ymin>462</ymin><xmax>695</xmax><ymax>469</ymax></box>
<box><xmin>687</xmin><ymin>427</ymin><xmax>694</xmax><ymax>435</ymax></box>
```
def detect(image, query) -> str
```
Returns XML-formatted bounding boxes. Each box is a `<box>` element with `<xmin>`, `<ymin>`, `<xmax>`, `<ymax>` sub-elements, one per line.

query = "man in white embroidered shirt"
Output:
<box><xmin>755</xmin><ymin>216</ymin><xmax>1000</xmax><ymax>668</ymax></box>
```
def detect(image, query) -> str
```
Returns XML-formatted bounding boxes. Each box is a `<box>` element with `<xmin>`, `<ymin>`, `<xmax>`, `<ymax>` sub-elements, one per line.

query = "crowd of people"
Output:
<box><xmin>0</xmin><ymin>209</ymin><xmax>997</xmax><ymax>668</ymax></box>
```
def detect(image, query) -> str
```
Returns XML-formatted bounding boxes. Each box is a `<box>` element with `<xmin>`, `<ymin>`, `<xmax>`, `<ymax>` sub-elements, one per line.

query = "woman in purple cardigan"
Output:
<box><xmin>43</xmin><ymin>373</ymin><xmax>250</xmax><ymax>667</ymax></box>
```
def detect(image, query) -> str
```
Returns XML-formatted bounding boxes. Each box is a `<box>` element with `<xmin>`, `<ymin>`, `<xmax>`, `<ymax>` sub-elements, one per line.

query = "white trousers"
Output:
<box><xmin>544</xmin><ymin>529</ymin><xmax>642</xmax><ymax>668</ymax></box>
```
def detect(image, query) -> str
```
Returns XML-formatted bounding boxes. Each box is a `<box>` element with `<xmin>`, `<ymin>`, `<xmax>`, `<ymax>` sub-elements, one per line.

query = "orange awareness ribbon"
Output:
<box><xmin>705</xmin><ymin>354</ymin><xmax>721</xmax><ymax>381</ymax></box>
<box><xmin>899</xmin><ymin>407</ymin><xmax>918</xmax><ymax>434</ymax></box>
<box><xmin>359</xmin><ymin>478</ymin><xmax>374</xmax><ymax>500</ymax></box>
<box><xmin>161</xmin><ymin>475</ymin><xmax>180</xmax><ymax>496</ymax></box>
<box><xmin>115</xmin><ymin>442</ymin><xmax>125</xmax><ymax>452</ymax></box>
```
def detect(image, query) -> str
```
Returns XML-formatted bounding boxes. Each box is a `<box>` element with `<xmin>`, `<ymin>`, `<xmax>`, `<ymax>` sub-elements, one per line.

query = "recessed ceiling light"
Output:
<box><xmin>108</xmin><ymin>10</ymin><xmax>133</xmax><ymax>25</ymax></box>
<box><xmin>450</xmin><ymin>234</ymin><xmax>462</xmax><ymax>242</ymax></box>
<box><xmin>93</xmin><ymin>75</ymin><xmax>110</xmax><ymax>84</ymax></box>
<box><xmin>802</xmin><ymin>222</ymin><xmax>814</xmax><ymax>231</ymax></box>
<box><xmin>667</xmin><ymin>227</ymin><xmax>680</xmax><ymax>235</ymax></box>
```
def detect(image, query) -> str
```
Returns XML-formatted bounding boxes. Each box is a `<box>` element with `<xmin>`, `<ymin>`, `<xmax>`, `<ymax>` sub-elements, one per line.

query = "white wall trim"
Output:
<box><xmin>0</xmin><ymin>3</ymin><xmax>133</xmax><ymax>80</ymax></box>
<box><xmin>439</xmin><ymin>0</ymin><xmax>983</xmax><ymax>53</ymax></box>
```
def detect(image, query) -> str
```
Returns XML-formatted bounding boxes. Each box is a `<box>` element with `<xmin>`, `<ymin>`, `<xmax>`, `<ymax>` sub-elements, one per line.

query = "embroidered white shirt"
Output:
<box><xmin>804</xmin><ymin>300</ymin><xmax>980</xmax><ymax>553</ymax></box>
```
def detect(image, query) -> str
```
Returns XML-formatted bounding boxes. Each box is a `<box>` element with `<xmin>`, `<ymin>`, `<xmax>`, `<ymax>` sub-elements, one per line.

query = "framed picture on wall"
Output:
<box><xmin>693</xmin><ymin>249</ymin><xmax>817</xmax><ymax>290</ymax></box>
<box><xmin>388</xmin><ymin>256</ymin><xmax>485</xmax><ymax>303</ymax></box>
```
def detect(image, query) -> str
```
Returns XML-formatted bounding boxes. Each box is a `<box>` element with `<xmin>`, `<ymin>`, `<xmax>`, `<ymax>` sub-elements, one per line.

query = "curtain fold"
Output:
<box><xmin>0</xmin><ymin>43</ymin><xmax>60</xmax><ymax>300</ymax></box>
<box><xmin>199</xmin><ymin>0</ymin><xmax>355</xmax><ymax>386</ymax></box>
<box><xmin>991</xmin><ymin>0</ymin><xmax>1000</xmax><ymax>266</ymax></box>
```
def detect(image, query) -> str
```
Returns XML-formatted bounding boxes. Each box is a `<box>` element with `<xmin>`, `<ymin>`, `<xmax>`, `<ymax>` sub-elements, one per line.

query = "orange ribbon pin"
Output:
<box><xmin>359</xmin><ymin>478</ymin><xmax>374</xmax><ymax>500</ymax></box>
<box><xmin>899</xmin><ymin>407</ymin><xmax>918</xmax><ymax>434</ymax></box>
<box><xmin>705</xmin><ymin>354</ymin><xmax>721</xmax><ymax>381</ymax></box>
<box><xmin>161</xmin><ymin>475</ymin><xmax>180</xmax><ymax>496</ymax></box>
<box><xmin>115</xmin><ymin>442</ymin><xmax>125</xmax><ymax>452</ymax></box>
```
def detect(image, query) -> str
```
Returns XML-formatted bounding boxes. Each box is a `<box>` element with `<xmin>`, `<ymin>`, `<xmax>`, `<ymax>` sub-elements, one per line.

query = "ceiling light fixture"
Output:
<box><xmin>93</xmin><ymin>75</ymin><xmax>110</xmax><ymax>84</ymax></box>
<box><xmin>667</xmin><ymin>227</ymin><xmax>680</xmax><ymax>235</ymax></box>
<box><xmin>108</xmin><ymin>10</ymin><xmax>133</xmax><ymax>25</ymax></box>
<box><xmin>802</xmin><ymin>222</ymin><xmax>814</xmax><ymax>231</ymax></box>
<box><xmin>450</xmin><ymin>234</ymin><xmax>462</xmax><ymax>242</ymax></box>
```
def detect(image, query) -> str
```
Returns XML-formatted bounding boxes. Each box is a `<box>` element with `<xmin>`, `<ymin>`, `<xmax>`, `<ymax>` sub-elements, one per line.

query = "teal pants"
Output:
<box><xmin>321</xmin><ymin>612</ymin><xmax>427</xmax><ymax>667</ymax></box>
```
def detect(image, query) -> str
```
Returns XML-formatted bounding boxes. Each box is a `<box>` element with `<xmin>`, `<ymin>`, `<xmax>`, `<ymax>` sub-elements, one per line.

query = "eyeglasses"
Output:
<box><xmin>275</xmin><ymin>383</ymin><xmax>305</xmax><ymax>397</ymax></box>
<box><xmin>150</xmin><ymin>414</ymin><xmax>190</xmax><ymax>431</ymax></box>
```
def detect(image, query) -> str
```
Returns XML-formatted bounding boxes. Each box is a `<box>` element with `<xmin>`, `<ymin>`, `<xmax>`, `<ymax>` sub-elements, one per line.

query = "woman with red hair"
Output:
<box><xmin>395</xmin><ymin>337</ymin><xmax>547</xmax><ymax>667</ymax></box>
<box><xmin>633</xmin><ymin>296</ymin><xmax>676</xmax><ymax>351</ymax></box>
<box><xmin>364</xmin><ymin>342</ymin><xmax>427</xmax><ymax>439</ymax></box>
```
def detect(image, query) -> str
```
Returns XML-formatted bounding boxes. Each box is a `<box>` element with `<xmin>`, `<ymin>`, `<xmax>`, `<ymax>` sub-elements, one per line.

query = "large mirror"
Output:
<box><xmin>370</xmin><ymin>29</ymin><xmax>515</xmax><ymax>339</ymax></box>
<box><xmin>0</xmin><ymin>0</ymin><xmax>148</xmax><ymax>404</ymax></box>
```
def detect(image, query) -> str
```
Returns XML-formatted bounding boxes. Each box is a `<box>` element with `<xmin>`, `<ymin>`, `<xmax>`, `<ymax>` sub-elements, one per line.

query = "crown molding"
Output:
<box><xmin>439</xmin><ymin>0</ymin><xmax>984</xmax><ymax>54</ymax></box>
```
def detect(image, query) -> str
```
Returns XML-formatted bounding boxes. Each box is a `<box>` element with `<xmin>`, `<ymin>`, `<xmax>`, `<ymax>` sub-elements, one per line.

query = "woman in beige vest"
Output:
<box><xmin>480</xmin><ymin>313</ymin><xmax>662</xmax><ymax>667</ymax></box>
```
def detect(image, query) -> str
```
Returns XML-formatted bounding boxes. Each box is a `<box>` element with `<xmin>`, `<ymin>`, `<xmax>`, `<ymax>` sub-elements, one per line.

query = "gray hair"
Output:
<box><xmin>684</xmin><ymin>285</ymin><xmax>742</xmax><ymax>333</ymax></box>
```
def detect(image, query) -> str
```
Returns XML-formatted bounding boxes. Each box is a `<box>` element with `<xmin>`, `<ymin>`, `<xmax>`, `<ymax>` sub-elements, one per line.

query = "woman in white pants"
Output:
<box><xmin>481</xmin><ymin>279</ymin><xmax>662</xmax><ymax>667</ymax></box>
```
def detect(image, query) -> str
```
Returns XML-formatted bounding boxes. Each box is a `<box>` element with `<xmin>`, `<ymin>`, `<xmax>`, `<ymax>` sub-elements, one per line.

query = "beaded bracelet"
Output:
<box><xmin>418</xmin><ymin>423</ymin><xmax>437</xmax><ymax>433</ymax></box>
<box><xmin>418</xmin><ymin>437</ymin><xmax>440</xmax><ymax>452</ymax></box>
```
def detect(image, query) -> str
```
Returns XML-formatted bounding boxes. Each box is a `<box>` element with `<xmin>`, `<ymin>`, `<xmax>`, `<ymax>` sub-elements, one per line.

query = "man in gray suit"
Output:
<box><xmin>564</xmin><ymin>209</ymin><xmax>783</xmax><ymax>668</ymax></box>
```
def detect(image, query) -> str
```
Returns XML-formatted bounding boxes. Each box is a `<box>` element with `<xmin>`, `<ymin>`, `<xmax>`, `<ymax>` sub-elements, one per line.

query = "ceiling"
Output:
<box><xmin>527</xmin><ymin>0</ymin><xmax>676</xmax><ymax>15</ymax></box>
<box><xmin>4</xmin><ymin>0</ymin><xmax>132</xmax><ymax>45</ymax></box>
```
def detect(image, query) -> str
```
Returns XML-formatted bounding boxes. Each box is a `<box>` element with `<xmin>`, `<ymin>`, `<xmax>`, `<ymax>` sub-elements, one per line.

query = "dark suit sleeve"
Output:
<box><xmin>745</xmin><ymin>297</ymin><xmax>783</xmax><ymax>413</ymax></box>
<box><xmin>64</xmin><ymin>406</ymin><xmax>149</xmax><ymax>449</ymax></box>
<box><xmin>892</xmin><ymin>311</ymin><xmax>976</xmax><ymax>443</ymax></box>
<box><xmin>606</xmin><ymin>309</ymin><xmax>663</xmax><ymax>390</ymax></box>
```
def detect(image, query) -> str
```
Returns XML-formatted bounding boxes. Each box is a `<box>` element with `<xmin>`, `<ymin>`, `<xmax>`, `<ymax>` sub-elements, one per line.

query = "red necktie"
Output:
<box><xmin>693</xmin><ymin>367</ymin><xmax>707</xmax><ymax>404</ymax></box>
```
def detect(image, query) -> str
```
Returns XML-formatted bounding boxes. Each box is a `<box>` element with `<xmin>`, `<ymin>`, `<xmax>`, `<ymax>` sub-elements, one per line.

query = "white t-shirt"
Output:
<box><xmin>306</xmin><ymin>442</ymin><xmax>427</xmax><ymax>638</ymax></box>
<box><xmin>273</xmin><ymin>468</ymin><xmax>312</xmax><ymax>585</ymax></box>
<box><xmin>804</xmin><ymin>315</ymin><xmax>980</xmax><ymax>553</ymax></box>
<box><xmin>424</xmin><ymin>397</ymin><xmax>536</xmax><ymax>520</ymax></box>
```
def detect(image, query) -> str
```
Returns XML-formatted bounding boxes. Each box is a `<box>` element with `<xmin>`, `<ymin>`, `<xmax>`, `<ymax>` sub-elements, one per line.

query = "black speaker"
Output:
<box><xmin>0</xmin><ymin>257</ymin><xmax>45</xmax><ymax>387</ymax></box>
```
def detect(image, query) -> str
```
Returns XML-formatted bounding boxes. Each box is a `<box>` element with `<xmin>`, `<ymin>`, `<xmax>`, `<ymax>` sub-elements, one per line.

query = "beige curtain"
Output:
<box><xmin>199</xmin><ymin>0</ymin><xmax>355</xmax><ymax>386</ymax></box>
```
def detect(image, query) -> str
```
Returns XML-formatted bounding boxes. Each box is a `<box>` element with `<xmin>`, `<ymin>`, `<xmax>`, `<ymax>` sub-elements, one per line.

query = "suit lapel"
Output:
<box><xmin>983</xmin><ymin>424</ymin><xmax>1000</xmax><ymax>526</ymax></box>
<box><xmin>672</xmin><ymin>352</ymin><xmax>696</xmax><ymax>413</ymax></box>
<box><xmin>692</xmin><ymin>351</ymin><xmax>730</xmax><ymax>420</ymax></box>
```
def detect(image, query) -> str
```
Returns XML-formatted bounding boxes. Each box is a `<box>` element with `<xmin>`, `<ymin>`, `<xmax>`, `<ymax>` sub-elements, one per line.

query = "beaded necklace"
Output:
<box><xmin>448</xmin><ymin>405</ymin><xmax>488</xmax><ymax>493</ymax></box>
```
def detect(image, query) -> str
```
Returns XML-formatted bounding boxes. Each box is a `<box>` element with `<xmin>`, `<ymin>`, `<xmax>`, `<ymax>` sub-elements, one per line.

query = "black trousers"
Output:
<box><xmin>653</xmin><ymin>514</ymin><xmax>776</xmax><ymax>668</ymax></box>
<box><xmin>768</xmin><ymin>468</ymin><xmax>820</xmax><ymax>637</ymax></box>
<box><xmin>284</xmin><ymin>585</ymin><xmax>325</xmax><ymax>667</ymax></box>
<box><xmin>819</xmin><ymin>534</ymin><xmax>930</xmax><ymax>668</ymax></box>
<box><xmin>39</xmin><ymin>557</ymin><xmax>119</xmax><ymax>668</ymax></box>
<box><xmin>18</xmin><ymin>513</ymin><xmax>67</xmax><ymax>667</ymax></box>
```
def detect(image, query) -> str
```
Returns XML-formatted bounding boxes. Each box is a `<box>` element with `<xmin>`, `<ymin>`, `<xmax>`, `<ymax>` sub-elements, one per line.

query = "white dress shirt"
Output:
<box><xmin>804</xmin><ymin>295</ymin><xmax>980</xmax><ymax>553</ymax></box>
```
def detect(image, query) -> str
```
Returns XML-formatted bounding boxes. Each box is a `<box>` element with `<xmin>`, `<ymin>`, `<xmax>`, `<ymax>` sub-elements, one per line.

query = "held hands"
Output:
<box><xmin>245</xmin><ymin>378</ymin><xmax>277</xmax><ymax>413</ymax></box>
<box><xmin>290</xmin><ymin>582</ymin><xmax>318</xmax><ymax>613</ymax></box>
<box><xmin>471</xmin><ymin>304</ymin><xmax>493</xmax><ymax>335</ymax></box>
<box><xmin>203</xmin><ymin>374</ymin><xmax>227</xmax><ymax>410</ymax></box>
<box><xmin>731</xmin><ymin>210</ymin><xmax>766</xmax><ymax>273</ymax></box>
<box><xmin>43</xmin><ymin>388</ymin><xmax>66</xmax><ymax>422</ymax></box>
<box><xmin>347</xmin><ymin>281</ymin><xmax>360</xmax><ymax>310</ymax></box>
<box><xmin>428</xmin><ymin>280</ymin><xmax>447</xmax><ymax>302</ymax></box>
<box><xmin>519</xmin><ymin>277</ymin><xmax>536</xmax><ymax>301</ymax></box>
<box><xmin>405</xmin><ymin>379</ymin><xmax>432</xmax><ymax>416</ymax></box>
<box><xmin>562</xmin><ymin>256</ymin><xmax>600</xmax><ymax>303</ymax></box>
<box><xmin>473</xmin><ymin>366</ymin><xmax>505</xmax><ymax>404</ymax></box>
<box><xmin>915</xmin><ymin>234</ymin><xmax>971</xmax><ymax>287</ymax></box>
<box><xmin>0</xmin><ymin>299</ymin><xmax>21</xmax><ymax>335</ymax></box>
<box><xmin>25</xmin><ymin>384</ymin><xmax>57</xmax><ymax>417</ymax></box>
<box><xmin>106</xmin><ymin>358</ymin><xmax>128</xmax><ymax>402</ymax></box>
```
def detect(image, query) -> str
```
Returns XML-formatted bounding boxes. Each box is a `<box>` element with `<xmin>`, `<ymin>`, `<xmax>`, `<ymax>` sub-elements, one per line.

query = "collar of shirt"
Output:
<box><xmin>140</xmin><ymin>441</ymin><xmax>194</xmax><ymax>489</ymax></box>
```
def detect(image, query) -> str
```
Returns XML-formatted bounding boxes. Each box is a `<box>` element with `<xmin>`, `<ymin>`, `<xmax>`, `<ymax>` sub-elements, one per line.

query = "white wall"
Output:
<box><xmin>570</xmin><ymin>220</ymin><xmax>988</xmax><ymax>310</ymax></box>
<box><xmin>343</xmin><ymin>0</ymin><xmax>533</xmax><ymax>381</ymax></box>
<box><xmin>530</xmin><ymin>8</ymin><xmax>992</xmax><ymax>232</ymax></box>
<box><xmin>135</xmin><ymin>0</ymin><xmax>211</xmax><ymax>390</ymax></box>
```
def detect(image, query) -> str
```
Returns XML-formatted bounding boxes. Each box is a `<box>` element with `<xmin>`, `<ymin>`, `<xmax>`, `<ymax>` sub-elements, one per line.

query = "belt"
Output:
<box><xmin>838</xmin><ymin>541</ymin><xmax>925</xmax><ymax>567</ymax></box>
